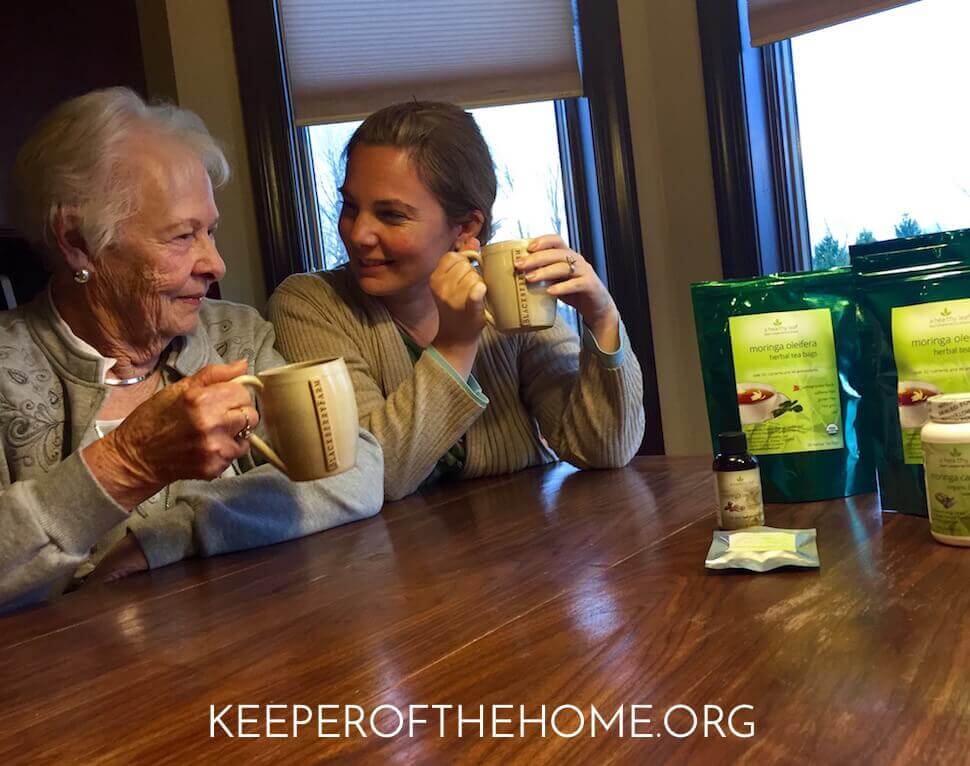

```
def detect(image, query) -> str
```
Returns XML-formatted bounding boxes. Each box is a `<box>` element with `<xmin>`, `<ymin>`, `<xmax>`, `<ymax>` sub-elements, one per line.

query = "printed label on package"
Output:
<box><xmin>923</xmin><ymin>442</ymin><xmax>970</xmax><ymax>539</ymax></box>
<box><xmin>892</xmin><ymin>298</ymin><xmax>970</xmax><ymax>464</ymax></box>
<box><xmin>729</xmin><ymin>308</ymin><xmax>843</xmax><ymax>455</ymax></box>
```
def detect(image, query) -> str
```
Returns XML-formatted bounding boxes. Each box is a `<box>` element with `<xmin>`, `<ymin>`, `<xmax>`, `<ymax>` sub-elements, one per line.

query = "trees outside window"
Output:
<box><xmin>792</xmin><ymin>0</ymin><xmax>970</xmax><ymax>269</ymax></box>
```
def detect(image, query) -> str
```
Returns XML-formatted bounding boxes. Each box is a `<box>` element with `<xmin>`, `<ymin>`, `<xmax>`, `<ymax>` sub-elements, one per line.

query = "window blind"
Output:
<box><xmin>278</xmin><ymin>0</ymin><xmax>583</xmax><ymax>126</ymax></box>
<box><xmin>747</xmin><ymin>0</ymin><xmax>919</xmax><ymax>46</ymax></box>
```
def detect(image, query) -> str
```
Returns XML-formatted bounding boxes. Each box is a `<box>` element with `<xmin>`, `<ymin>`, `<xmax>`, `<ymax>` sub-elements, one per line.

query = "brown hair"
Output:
<box><xmin>344</xmin><ymin>101</ymin><xmax>497</xmax><ymax>243</ymax></box>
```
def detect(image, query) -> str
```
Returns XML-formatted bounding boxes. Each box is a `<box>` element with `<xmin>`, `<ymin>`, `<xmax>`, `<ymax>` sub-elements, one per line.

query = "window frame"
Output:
<box><xmin>229</xmin><ymin>0</ymin><xmax>664</xmax><ymax>455</ymax></box>
<box><xmin>228</xmin><ymin>0</ymin><xmax>312</xmax><ymax>287</ymax></box>
<box><xmin>696</xmin><ymin>0</ymin><xmax>812</xmax><ymax>278</ymax></box>
<box><xmin>296</xmin><ymin>129</ymin><xmax>326</xmax><ymax>271</ymax></box>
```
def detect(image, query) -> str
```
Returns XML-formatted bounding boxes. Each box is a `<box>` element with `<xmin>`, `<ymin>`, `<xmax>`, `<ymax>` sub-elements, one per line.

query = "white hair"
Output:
<box><xmin>9</xmin><ymin>87</ymin><xmax>230</xmax><ymax>258</ymax></box>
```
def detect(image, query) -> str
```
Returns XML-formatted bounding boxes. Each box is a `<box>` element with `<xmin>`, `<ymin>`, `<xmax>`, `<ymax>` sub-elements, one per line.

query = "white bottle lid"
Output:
<box><xmin>927</xmin><ymin>393</ymin><xmax>970</xmax><ymax>424</ymax></box>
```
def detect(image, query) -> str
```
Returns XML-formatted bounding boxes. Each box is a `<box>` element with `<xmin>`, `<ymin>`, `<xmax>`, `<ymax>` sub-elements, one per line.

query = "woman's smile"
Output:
<box><xmin>355</xmin><ymin>257</ymin><xmax>394</xmax><ymax>272</ymax></box>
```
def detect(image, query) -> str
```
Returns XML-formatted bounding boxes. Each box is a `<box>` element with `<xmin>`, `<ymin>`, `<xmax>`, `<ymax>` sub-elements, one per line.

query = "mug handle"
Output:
<box><xmin>232</xmin><ymin>375</ymin><xmax>290</xmax><ymax>477</ymax></box>
<box><xmin>457</xmin><ymin>250</ymin><xmax>496</xmax><ymax>326</ymax></box>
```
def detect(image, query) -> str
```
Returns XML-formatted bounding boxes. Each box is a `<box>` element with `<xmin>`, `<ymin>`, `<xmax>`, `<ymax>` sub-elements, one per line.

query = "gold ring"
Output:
<box><xmin>566</xmin><ymin>254</ymin><xmax>577</xmax><ymax>274</ymax></box>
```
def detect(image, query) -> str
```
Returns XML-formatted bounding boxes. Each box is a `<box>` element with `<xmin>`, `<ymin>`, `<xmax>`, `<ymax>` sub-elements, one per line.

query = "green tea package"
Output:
<box><xmin>692</xmin><ymin>269</ymin><xmax>874</xmax><ymax>503</ymax></box>
<box><xmin>851</xmin><ymin>229</ymin><xmax>970</xmax><ymax>516</ymax></box>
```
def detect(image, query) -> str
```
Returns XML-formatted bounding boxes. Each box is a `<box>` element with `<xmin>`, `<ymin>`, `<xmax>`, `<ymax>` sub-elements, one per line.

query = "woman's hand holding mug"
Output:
<box><xmin>430</xmin><ymin>236</ymin><xmax>488</xmax><ymax>379</ymax></box>
<box><xmin>84</xmin><ymin>359</ymin><xmax>259</xmax><ymax>510</ymax></box>
<box><xmin>515</xmin><ymin>234</ymin><xmax>621</xmax><ymax>352</ymax></box>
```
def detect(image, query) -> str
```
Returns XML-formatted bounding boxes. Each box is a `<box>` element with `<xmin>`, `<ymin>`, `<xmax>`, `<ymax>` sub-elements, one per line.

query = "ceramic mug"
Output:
<box><xmin>233</xmin><ymin>357</ymin><xmax>358</xmax><ymax>481</ymax></box>
<box><xmin>460</xmin><ymin>238</ymin><xmax>558</xmax><ymax>333</ymax></box>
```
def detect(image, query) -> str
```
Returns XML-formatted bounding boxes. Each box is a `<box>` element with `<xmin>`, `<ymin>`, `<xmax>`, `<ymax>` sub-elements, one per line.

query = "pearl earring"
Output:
<box><xmin>73</xmin><ymin>268</ymin><xmax>91</xmax><ymax>284</ymax></box>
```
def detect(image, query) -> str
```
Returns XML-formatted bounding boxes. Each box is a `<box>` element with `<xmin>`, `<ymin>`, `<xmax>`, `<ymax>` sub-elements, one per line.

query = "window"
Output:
<box><xmin>304</xmin><ymin>100</ymin><xmax>578</xmax><ymax>328</ymax></box>
<box><xmin>305</xmin><ymin>120</ymin><xmax>357</xmax><ymax>271</ymax></box>
<box><xmin>698</xmin><ymin>0</ymin><xmax>970</xmax><ymax>278</ymax></box>
<box><xmin>790</xmin><ymin>0</ymin><xmax>970</xmax><ymax>269</ymax></box>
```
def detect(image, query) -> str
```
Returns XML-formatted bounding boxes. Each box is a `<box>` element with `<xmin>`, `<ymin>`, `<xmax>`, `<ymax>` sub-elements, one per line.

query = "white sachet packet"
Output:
<box><xmin>705</xmin><ymin>526</ymin><xmax>819</xmax><ymax>572</ymax></box>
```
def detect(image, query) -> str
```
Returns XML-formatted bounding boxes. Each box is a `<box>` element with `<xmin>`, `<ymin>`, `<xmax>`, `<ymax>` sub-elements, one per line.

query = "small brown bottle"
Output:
<box><xmin>714</xmin><ymin>431</ymin><xmax>765</xmax><ymax>529</ymax></box>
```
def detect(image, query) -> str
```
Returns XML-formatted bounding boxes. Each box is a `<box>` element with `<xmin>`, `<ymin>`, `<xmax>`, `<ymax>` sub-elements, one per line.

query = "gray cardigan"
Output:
<box><xmin>0</xmin><ymin>291</ymin><xmax>384</xmax><ymax>611</ymax></box>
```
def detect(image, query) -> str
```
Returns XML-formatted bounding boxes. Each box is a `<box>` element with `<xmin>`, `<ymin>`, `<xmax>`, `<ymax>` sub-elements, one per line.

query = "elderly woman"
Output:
<box><xmin>0</xmin><ymin>88</ymin><xmax>383</xmax><ymax>612</ymax></box>
<box><xmin>268</xmin><ymin>101</ymin><xmax>645</xmax><ymax>501</ymax></box>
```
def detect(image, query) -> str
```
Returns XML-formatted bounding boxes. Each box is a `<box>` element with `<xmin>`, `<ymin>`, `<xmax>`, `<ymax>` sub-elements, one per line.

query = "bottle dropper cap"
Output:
<box><xmin>717</xmin><ymin>431</ymin><xmax>748</xmax><ymax>455</ymax></box>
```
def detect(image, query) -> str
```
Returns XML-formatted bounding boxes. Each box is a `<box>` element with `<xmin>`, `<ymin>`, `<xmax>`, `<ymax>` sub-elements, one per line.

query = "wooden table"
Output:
<box><xmin>2</xmin><ymin>457</ymin><xmax>968</xmax><ymax>764</ymax></box>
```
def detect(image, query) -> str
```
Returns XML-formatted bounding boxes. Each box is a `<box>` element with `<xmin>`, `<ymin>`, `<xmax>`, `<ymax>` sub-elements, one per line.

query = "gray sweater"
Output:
<box><xmin>268</xmin><ymin>268</ymin><xmax>646</xmax><ymax>501</ymax></box>
<box><xmin>0</xmin><ymin>291</ymin><xmax>384</xmax><ymax>612</ymax></box>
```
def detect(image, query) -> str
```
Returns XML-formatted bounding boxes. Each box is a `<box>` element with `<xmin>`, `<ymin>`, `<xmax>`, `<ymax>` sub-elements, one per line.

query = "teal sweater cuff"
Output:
<box><xmin>581</xmin><ymin>322</ymin><xmax>626</xmax><ymax>369</ymax></box>
<box><xmin>425</xmin><ymin>345</ymin><xmax>489</xmax><ymax>406</ymax></box>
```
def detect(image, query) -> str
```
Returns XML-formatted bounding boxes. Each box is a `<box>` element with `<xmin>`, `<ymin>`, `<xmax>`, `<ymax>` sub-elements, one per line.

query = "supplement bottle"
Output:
<box><xmin>714</xmin><ymin>431</ymin><xmax>765</xmax><ymax>530</ymax></box>
<box><xmin>921</xmin><ymin>394</ymin><xmax>970</xmax><ymax>546</ymax></box>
